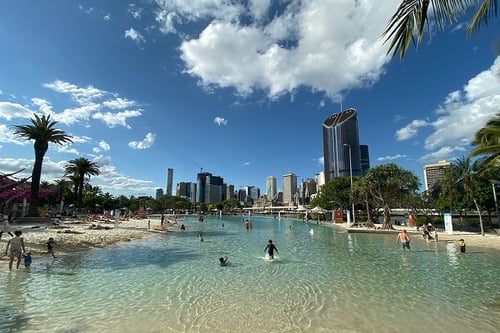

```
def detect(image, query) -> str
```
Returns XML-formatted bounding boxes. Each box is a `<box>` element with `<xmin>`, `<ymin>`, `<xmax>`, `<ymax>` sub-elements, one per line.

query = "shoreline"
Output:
<box><xmin>0</xmin><ymin>216</ymin><xmax>176</xmax><ymax>265</ymax></box>
<box><xmin>2</xmin><ymin>217</ymin><xmax>500</xmax><ymax>267</ymax></box>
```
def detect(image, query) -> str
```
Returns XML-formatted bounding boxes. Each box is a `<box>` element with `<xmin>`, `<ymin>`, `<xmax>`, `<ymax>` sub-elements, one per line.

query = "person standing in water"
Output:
<box><xmin>264</xmin><ymin>239</ymin><xmax>278</xmax><ymax>260</ymax></box>
<box><xmin>4</xmin><ymin>230</ymin><xmax>26</xmax><ymax>270</ymax></box>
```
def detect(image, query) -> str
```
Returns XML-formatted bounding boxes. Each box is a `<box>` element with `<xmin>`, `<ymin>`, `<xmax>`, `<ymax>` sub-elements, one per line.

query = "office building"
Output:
<box><xmin>196</xmin><ymin>172</ymin><xmax>225</xmax><ymax>203</ymax></box>
<box><xmin>176</xmin><ymin>182</ymin><xmax>192</xmax><ymax>200</ymax></box>
<box><xmin>225</xmin><ymin>184</ymin><xmax>235</xmax><ymax>200</ymax></box>
<box><xmin>299</xmin><ymin>178</ymin><xmax>317</xmax><ymax>205</ymax></box>
<box><xmin>423</xmin><ymin>160</ymin><xmax>451</xmax><ymax>191</ymax></box>
<box><xmin>166</xmin><ymin>168</ymin><xmax>173</xmax><ymax>196</ymax></box>
<box><xmin>266</xmin><ymin>176</ymin><xmax>277</xmax><ymax>199</ymax></box>
<box><xmin>360</xmin><ymin>144</ymin><xmax>370</xmax><ymax>175</ymax></box>
<box><xmin>282</xmin><ymin>172</ymin><xmax>297</xmax><ymax>204</ymax></box>
<box><xmin>322</xmin><ymin>108</ymin><xmax>362</xmax><ymax>182</ymax></box>
<box><xmin>155</xmin><ymin>188</ymin><xmax>163</xmax><ymax>200</ymax></box>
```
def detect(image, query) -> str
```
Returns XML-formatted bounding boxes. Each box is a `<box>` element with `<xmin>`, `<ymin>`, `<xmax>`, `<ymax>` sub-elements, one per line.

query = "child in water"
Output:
<box><xmin>219</xmin><ymin>256</ymin><xmax>228</xmax><ymax>266</ymax></box>
<box><xmin>23</xmin><ymin>250</ymin><xmax>32</xmax><ymax>269</ymax></box>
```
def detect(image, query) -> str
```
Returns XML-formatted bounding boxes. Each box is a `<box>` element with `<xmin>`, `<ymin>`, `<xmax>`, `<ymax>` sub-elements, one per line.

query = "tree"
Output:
<box><xmin>64</xmin><ymin>158</ymin><xmax>100</xmax><ymax>208</ymax></box>
<box><xmin>453</xmin><ymin>156</ymin><xmax>486</xmax><ymax>235</ymax></box>
<box><xmin>384</xmin><ymin>0</ymin><xmax>498</xmax><ymax>59</ymax></box>
<box><xmin>469</xmin><ymin>113</ymin><xmax>500</xmax><ymax>166</ymax></box>
<box><xmin>357</xmin><ymin>163</ymin><xmax>419</xmax><ymax>229</ymax></box>
<box><xmin>310</xmin><ymin>177</ymin><xmax>352</xmax><ymax>213</ymax></box>
<box><xmin>13</xmin><ymin>114</ymin><xmax>73</xmax><ymax>216</ymax></box>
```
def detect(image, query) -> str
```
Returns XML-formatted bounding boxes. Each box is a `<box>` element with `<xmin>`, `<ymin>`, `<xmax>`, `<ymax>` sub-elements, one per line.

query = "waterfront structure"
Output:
<box><xmin>322</xmin><ymin>108</ymin><xmax>363</xmax><ymax>182</ymax></box>
<box><xmin>423</xmin><ymin>160</ymin><xmax>451</xmax><ymax>191</ymax></box>
<box><xmin>282</xmin><ymin>172</ymin><xmax>297</xmax><ymax>204</ymax></box>
<box><xmin>166</xmin><ymin>168</ymin><xmax>173</xmax><ymax>196</ymax></box>
<box><xmin>266</xmin><ymin>176</ymin><xmax>277</xmax><ymax>199</ymax></box>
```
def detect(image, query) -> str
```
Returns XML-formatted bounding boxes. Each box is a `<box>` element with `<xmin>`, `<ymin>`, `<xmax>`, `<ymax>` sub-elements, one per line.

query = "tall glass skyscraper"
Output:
<box><xmin>322</xmin><ymin>108</ymin><xmax>362</xmax><ymax>182</ymax></box>
<box><xmin>266</xmin><ymin>176</ymin><xmax>277</xmax><ymax>199</ymax></box>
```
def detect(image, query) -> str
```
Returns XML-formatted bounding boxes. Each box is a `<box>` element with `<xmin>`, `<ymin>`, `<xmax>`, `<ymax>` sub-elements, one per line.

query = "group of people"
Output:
<box><xmin>396</xmin><ymin>228</ymin><xmax>466</xmax><ymax>252</ymax></box>
<box><xmin>2</xmin><ymin>215</ymin><xmax>59</xmax><ymax>270</ymax></box>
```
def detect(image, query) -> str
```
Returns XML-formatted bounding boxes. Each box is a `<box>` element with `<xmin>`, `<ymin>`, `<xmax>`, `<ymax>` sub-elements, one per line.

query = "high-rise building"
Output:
<box><xmin>315</xmin><ymin>171</ymin><xmax>326</xmax><ymax>194</ymax></box>
<box><xmin>176</xmin><ymin>182</ymin><xmax>191</xmax><ymax>199</ymax></box>
<box><xmin>360</xmin><ymin>144</ymin><xmax>370</xmax><ymax>175</ymax></box>
<box><xmin>166</xmin><ymin>168</ymin><xmax>173</xmax><ymax>195</ymax></box>
<box><xmin>423</xmin><ymin>160</ymin><xmax>451</xmax><ymax>191</ymax></box>
<box><xmin>266</xmin><ymin>176</ymin><xmax>277</xmax><ymax>199</ymax></box>
<box><xmin>155</xmin><ymin>188</ymin><xmax>164</xmax><ymax>200</ymax></box>
<box><xmin>322</xmin><ymin>108</ymin><xmax>362</xmax><ymax>182</ymax></box>
<box><xmin>282</xmin><ymin>172</ymin><xmax>297</xmax><ymax>204</ymax></box>
<box><xmin>299</xmin><ymin>178</ymin><xmax>317</xmax><ymax>204</ymax></box>
<box><xmin>225</xmin><ymin>184</ymin><xmax>235</xmax><ymax>200</ymax></box>
<box><xmin>196</xmin><ymin>172</ymin><xmax>225</xmax><ymax>203</ymax></box>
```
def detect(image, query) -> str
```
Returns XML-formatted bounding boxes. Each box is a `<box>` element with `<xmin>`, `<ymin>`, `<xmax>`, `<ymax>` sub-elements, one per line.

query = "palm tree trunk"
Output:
<box><xmin>473</xmin><ymin>199</ymin><xmax>485</xmax><ymax>236</ymax></box>
<box><xmin>28</xmin><ymin>147</ymin><xmax>45</xmax><ymax>216</ymax></box>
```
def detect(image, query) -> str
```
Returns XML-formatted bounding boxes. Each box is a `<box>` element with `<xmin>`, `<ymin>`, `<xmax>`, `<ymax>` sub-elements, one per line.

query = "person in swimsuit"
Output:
<box><xmin>396</xmin><ymin>229</ymin><xmax>411</xmax><ymax>250</ymax></box>
<box><xmin>264</xmin><ymin>239</ymin><xmax>278</xmax><ymax>259</ymax></box>
<box><xmin>4</xmin><ymin>230</ymin><xmax>26</xmax><ymax>270</ymax></box>
<box><xmin>47</xmin><ymin>237</ymin><xmax>57</xmax><ymax>258</ymax></box>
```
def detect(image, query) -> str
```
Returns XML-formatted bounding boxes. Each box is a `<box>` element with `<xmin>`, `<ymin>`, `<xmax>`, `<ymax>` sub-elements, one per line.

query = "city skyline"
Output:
<box><xmin>0</xmin><ymin>1</ymin><xmax>498</xmax><ymax>197</ymax></box>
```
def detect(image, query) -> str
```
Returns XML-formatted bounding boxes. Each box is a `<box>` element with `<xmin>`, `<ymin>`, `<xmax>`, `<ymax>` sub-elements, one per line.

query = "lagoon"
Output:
<box><xmin>1</xmin><ymin>215</ymin><xmax>499</xmax><ymax>333</ymax></box>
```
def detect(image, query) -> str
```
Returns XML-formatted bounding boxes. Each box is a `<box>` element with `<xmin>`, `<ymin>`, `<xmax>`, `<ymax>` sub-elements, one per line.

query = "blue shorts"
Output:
<box><xmin>401</xmin><ymin>242</ymin><xmax>410</xmax><ymax>250</ymax></box>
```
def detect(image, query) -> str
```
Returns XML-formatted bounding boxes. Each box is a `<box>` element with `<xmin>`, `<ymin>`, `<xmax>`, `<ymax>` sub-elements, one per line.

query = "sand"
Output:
<box><xmin>0</xmin><ymin>215</ymin><xmax>179</xmax><ymax>264</ymax></box>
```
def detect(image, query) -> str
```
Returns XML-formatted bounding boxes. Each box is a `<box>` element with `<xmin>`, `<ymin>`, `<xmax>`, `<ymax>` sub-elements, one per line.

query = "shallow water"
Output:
<box><xmin>1</xmin><ymin>216</ymin><xmax>499</xmax><ymax>333</ymax></box>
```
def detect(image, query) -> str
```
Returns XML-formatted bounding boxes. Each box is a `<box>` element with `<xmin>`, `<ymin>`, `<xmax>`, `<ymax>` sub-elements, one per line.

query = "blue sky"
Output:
<box><xmin>0</xmin><ymin>1</ymin><xmax>499</xmax><ymax>197</ymax></box>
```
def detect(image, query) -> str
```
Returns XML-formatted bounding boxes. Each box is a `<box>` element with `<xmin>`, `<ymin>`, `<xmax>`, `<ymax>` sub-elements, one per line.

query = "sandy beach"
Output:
<box><xmin>2</xmin><ymin>216</ymin><xmax>499</xmax><ymax>268</ymax></box>
<box><xmin>0</xmin><ymin>215</ymin><xmax>178</xmax><ymax>266</ymax></box>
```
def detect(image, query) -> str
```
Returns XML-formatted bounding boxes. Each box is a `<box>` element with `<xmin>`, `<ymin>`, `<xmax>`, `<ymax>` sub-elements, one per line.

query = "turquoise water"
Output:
<box><xmin>1</xmin><ymin>216</ymin><xmax>499</xmax><ymax>333</ymax></box>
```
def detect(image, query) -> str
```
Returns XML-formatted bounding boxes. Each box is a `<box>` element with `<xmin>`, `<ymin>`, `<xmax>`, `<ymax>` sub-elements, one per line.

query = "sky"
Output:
<box><xmin>0</xmin><ymin>0</ymin><xmax>499</xmax><ymax>198</ymax></box>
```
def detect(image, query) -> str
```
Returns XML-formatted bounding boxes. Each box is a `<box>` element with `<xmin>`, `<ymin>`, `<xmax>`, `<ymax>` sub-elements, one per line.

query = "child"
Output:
<box><xmin>47</xmin><ymin>237</ymin><xmax>57</xmax><ymax>258</ymax></box>
<box><xmin>457</xmin><ymin>239</ymin><xmax>466</xmax><ymax>253</ymax></box>
<box><xmin>23</xmin><ymin>250</ymin><xmax>32</xmax><ymax>269</ymax></box>
<box><xmin>219</xmin><ymin>256</ymin><xmax>228</xmax><ymax>266</ymax></box>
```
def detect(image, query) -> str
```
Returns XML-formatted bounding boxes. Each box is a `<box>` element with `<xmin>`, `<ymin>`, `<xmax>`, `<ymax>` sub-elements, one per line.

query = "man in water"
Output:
<box><xmin>219</xmin><ymin>256</ymin><xmax>228</xmax><ymax>266</ymax></box>
<box><xmin>264</xmin><ymin>239</ymin><xmax>278</xmax><ymax>259</ymax></box>
<box><xmin>396</xmin><ymin>229</ymin><xmax>410</xmax><ymax>251</ymax></box>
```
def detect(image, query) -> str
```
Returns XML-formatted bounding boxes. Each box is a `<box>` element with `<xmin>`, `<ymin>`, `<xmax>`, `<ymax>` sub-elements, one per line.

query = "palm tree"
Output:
<box><xmin>384</xmin><ymin>0</ymin><xmax>498</xmax><ymax>59</ymax></box>
<box><xmin>13</xmin><ymin>114</ymin><xmax>73</xmax><ymax>216</ymax></box>
<box><xmin>469</xmin><ymin>113</ymin><xmax>500</xmax><ymax>166</ymax></box>
<box><xmin>453</xmin><ymin>156</ymin><xmax>486</xmax><ymax>235</ymax></box>
<box><xmin>64</xmin><ymin>158</ymin><xmax>100</xmax><ymax>208</ymax></box>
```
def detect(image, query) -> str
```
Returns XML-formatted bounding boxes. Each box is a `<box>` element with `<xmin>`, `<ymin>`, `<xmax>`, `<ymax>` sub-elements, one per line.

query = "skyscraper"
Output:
<box><xmin>282</xmin><ymin>172</ymin><xmax>297</xmax><ymax>204</ymax></box>
<box><xmin>360</xmin><ymin>144</ymin><xmax>370</xmax><ymax>175</ymax></box>
<box><xmin>166</xmin><ymin>168</ymin><xmax>173</xmax><ymax>196</ymax></box>
<box><xmin>322</xmin><ymin>108</ymin><xmax>362</xmax><ymax>182</ymax></box>
<box><xmin>196</xmin><ymin>172</ymin><xmax>225</xmax><ymax>203</ymax></box>
<box><xmin>423</xmin><ymin>160</ymin><xmax>451</xmax><ymax>191</ymax></box>
<box><xmin>266</xmin><ymin>176</ymin><xmax>277</xmax><ymax>199</ymax></box>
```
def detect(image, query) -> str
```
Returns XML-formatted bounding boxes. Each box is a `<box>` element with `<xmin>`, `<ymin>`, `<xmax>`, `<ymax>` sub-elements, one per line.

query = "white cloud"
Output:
<box><xmin>317</xmin><ymin>156</ymin><xmax>324</xmax><ymax>166</ymax></box>
<box><xmin>128</xmin><ymin>4</ymin><xmax>143</xmax><ymax>19</ymax></box>
<box><xmin>128</xmin><ymin>132</ymin><xmax>156</xmax><ymax>149</ymax></box>
<box><xmin>214</xmin><ymin>117</ymin><xmax>227</xmax><ymax>126</ymax></box>
<box><xmin>103</xmin><ymin>97</ymin><xmax>137</xmax><ymax>109</ymax></box>
<box><xmin>93</xmin><ymin>140</ymin><xmax>111</xmax><ymax>153</ymax></box>
<box><xmin>424</xmin><ymin>56</ymin><xmax>500</xmax><ymax>152</ymax></box>
<box><xmin>0</xmin><ymin>101</ymin><xmax>34</xmax><ymax>120</ymax></box>
<box><xmin>242</xmin><ymin>162</ymin><xmax>251</xmax><ymax>166</ymax></box>
<box><xmin>53</xmin><ymin>104</ymin><xmax>101</xmax><ymax>126</ymax></box>
<box><xmin>395</xmin><ymin>119</ymin><xmax>429</xmax><ymax>141</ymax></box>
<box><xmin>0</xmin><ymin>124</ymin><xmax>27</xmax><ymax>145</ymax></box>
<box><xmin>165</xmin><ymin>0</ymin><xmax>396</xmax><ymax>99</ymax></box>
<box><xmin>31</xmin><ymin>98</ymin><xmax>53</xmax><ymax>114</ymax></box>
<box><xmin>43</xmin><ymin>80</ymin><xmax>107</xmax><ymax>105</ymax></box>
<box><xmin>103</xmin><ymin>14</ymin><xmax>111</xmax><ymax>21</ymax></box>
<box><xmin>418</xmin><ymin>146</ymin><xmax>466</xmax><ymax>164</ymax></box>
<box><xmin>377</xmin><ymin>154</ymin><xmax>408</xmax><ymax>161</ymax></box>
<box><xmin>124</xmin><ymin>28</ymin><xmax>146</xmax><ymax>43</ymax></box>
<box><xmin>92</xmin><ymin>110</ymin><xmax>142</xmax><ymax>128</ymax></box>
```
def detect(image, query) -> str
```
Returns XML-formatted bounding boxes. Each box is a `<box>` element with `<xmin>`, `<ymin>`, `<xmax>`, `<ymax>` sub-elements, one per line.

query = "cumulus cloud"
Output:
<box><xmin>92</xmin><ymin>110</ymin><xmax>142</xmax><ymax>128</ymax></box>
<box><xmin>103</xmin><ymin>14</ymin><xmax>111</xmax><ymax>21</ymax></box>
<box><xmin>93</xmin><ymin>140</ymin><xmax>111</xmax><ymax>153</ymax></box>
<box><xmin>43</xmin><ymin>80</ymin><xmax>107</xmax><ymax>105</ymax></box>
<box><xmin>124</xmin><ymin>28</ymin><xmax>145</xmax><ymax>43</ymax></box>
<box><xmin>395</xmin><ymin>119</ymin><xmax>429</xmax><ymax>141</ymax></box>
<box><xmin>418</xmin><ymin>146</ymin><xmax>466</xmax><ymax>164</ymax></box>
<box><xmin>103</xmin><ymin>97</ymin><xmax>137</xmax><ymax>109</ymax></box>
<box><xmin>128</xmin><ymin>4</ymin><xmax>143</xmax><ymax>19</ymax></box>
<box><xmin>128</xmin><ymin>132</ymin><xmax>156</xmax><ymax>149</ymax></box>
<box><xmin>214</xmin><ymin>117</ymin><xmax>227</xmax><ymax>126</ymax></box>
<box><xmin>157</xmin><ymin>0</ymin><xmax>396</xmax><ymax>99</ymax></box>
<box><xmin>0</xmin><ymin>102</ymin><xmax>34</xmax><ymax>120</ymax></box>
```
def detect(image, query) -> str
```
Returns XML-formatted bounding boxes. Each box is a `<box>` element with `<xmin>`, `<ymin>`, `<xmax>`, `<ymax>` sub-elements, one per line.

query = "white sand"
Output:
<box><xmin>0</xmin><ymin>216</ymin><xmax>179</xmax><ymax>264</ymax></box>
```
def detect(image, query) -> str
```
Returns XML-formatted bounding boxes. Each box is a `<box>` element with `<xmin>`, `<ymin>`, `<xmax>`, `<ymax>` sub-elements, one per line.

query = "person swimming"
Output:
<box><xmin>264</xmin><ymin>239</ymin><xmax>278</xmax><ymax>260</ymax></box>
<box><xmin>219</xmin><ymin>256</ymin><xmax>228</xmax><ymax>266</ymax></box>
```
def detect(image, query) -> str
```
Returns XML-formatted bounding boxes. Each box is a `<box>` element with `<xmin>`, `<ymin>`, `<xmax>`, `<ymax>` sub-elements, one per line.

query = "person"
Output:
<box><xmin>47</xmin><ymin>237</ymin><xmax>57</xmax><ymax>258</ymax></box>
<box><xmin>4</xmin><ymin>230</ymin><xmax>26</xmax><ymax>270</ymax></box>
<box><xmin>396</xmin><ymin>229</ymin><xmax>411</xmax><ymax>250</ymax></box>
<box><xmin>456</xmin><ymin>239</ymin><xmax>466</xmax><ymax>253</ymax></box>
<box><xmin>0</xmin><ymin>215</ymin><xmax>14</xmax><ymax>239</ymax></box>
<box><xmin>219</xmin><ymin>256</ymin><xmax>228</xmax><ymax>266</ymax></box>
<box><xmin>264</xmin><ymin>239</ymin><xmax>278</xmax><ymax>260</ymax></box>
<box><xmin>198</xmin><ymin>233</ymin><xmax>204</xmax><ymax>241</ymax></box>
<box><xmin>160</xmin><ymin>213</ymin><xmax>165</xmax><ymax>226</ymax></box>
<box><xmin>23</xmin><ymin>250</ymin><xmax>32</xmax><ymax>269</ymax></box>
<box><xmin>180</xmin><ymin>224</ymin><xmax>186</xmax><ymax>231</ymax></box>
